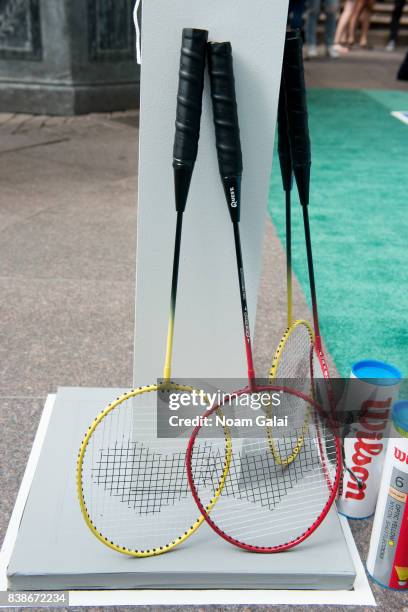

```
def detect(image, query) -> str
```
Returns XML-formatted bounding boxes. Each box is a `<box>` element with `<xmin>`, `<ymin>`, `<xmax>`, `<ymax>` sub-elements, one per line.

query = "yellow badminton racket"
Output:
<box><xmin>268</xmin><ymin>34</ymin><xmax>315</xmax><ymax>466</ymax></box>
<box><xmin>77</xmin><ymin>29</ymin><xmax>230</xmax><ymax>558</ymax></box>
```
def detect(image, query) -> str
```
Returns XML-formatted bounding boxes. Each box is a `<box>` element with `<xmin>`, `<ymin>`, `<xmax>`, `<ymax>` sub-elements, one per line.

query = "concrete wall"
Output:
<box><xmin>0</xmin><ymin>0</ymin><xmax>140</xmax><ymax>115</ymax></box>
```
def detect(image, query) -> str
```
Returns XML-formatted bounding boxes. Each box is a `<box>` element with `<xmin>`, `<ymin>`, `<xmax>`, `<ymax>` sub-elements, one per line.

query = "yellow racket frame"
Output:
<box><xmin>77</xmin><ymin>382</ymin><xmax>232</xmax><ymax>558</ymax></box>
<box><xmin>268</xmin><ymin>318</ymin><xmax>315</xmax><ymax>465</ymax></box>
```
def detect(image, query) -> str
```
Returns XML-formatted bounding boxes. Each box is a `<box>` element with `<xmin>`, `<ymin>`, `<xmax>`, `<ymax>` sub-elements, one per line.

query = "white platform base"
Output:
<box><xmin>0</xmin><ymin>390</ymin><xmax>376</xmax><ymax>606</ymax></box>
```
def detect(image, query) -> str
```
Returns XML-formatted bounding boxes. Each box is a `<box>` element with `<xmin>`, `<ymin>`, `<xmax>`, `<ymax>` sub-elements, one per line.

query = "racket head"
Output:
<box><xmin>270</xmin><ymin>319</ymin><xmax>314</xmax><ymax>381</ymax></box>
<box><xmin>77</xmin><ymin>383</ymin><xmax>230</xmax><ymax>557</ymax></box>
<box><xmin>269</xmin><ymin>319</ymin><xmax>315</xmax><ymax>465</ymax></box>
<box><xmin>186</xmin><ymin>384</ymin><xmax>341</xmax><ymax>553</ymax></box>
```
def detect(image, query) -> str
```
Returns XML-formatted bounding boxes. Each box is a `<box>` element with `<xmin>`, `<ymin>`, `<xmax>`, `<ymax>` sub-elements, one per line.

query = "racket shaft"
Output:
<box><xmin>207</xmin><ymin>42</ymin><xmax>255</xmax><ymax>385</ymax></box>
<box><xmin>233</xmin><ymin>222</ymin><xmax>256</xmax><ymax>385</ymax></box>
<box><xmin>163</xmin><ymin>212</ymin><xmax>184</xmax><ymax>380</ymax></box>
<box><xmin>165</xmin><ymin>29</ymin><xmax>208</xmax><ymax>379</ymax></box>
<box><xmin>285</xmin><ymin>190</ymin><xmax>293</xmax><ymax>327</ymax></box>
<box><xmin>277</xmin><ymin>72</ymin><xmax>293</xmax><ymax>326</ymax></box>
<box><xmin>302</xmin><ymin>205</ymin><xmax>320</xmax><ymax>338</ymax></box>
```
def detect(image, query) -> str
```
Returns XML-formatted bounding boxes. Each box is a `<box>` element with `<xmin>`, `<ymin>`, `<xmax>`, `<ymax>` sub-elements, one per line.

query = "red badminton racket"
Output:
<box><xmin>185</xmin><ymin>41</ymin><xmax>341</xmax><ymax>553</ymax></box>
<box><xmin>282</xmin><ymin>33</ymin><xmax>335</xmax><ymax>415</ymax></box>
<box><xmin>283</xmin><ymin>33</ymin><xmax>357</xmax><ymax>488</ymax></box>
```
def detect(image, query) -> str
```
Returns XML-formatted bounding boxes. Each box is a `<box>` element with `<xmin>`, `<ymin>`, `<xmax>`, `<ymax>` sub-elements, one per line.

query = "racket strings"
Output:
<box><xmin>78</xmin><ymin>386</ymin><xmax>230</xmax><ymax>554</ymax></box>
<box><xmin>188</xmin><ymin>389</ymin><xmax>340</xmax><ymax>549</ymax></box>
<box><xmin>191</xmin><ymin>431</ymin><xmax>334</xmax><ymax>511</ymax></box>
<box><xmin>89</xmin><ymin>415</ymin><xmax>333</xmax><ymax>518</ymax></box>
<box><xmin>269</xmin><ymin>322</ymin><xmax>315</xmax><ymax>465</ymax></box>
<box><xmin>92</xmin><ymin>441</ymin><xmax>190</xmax><ymax>514</ymax></box>
<box><xmin>271</xmin><ymin>321</ymin><xmax>314</xmax><ymax>383</ymax></box>
<box><xmin>91</xmin><ymin>440</ymin><xmax>226</xmax><ymax>515</ymax></box>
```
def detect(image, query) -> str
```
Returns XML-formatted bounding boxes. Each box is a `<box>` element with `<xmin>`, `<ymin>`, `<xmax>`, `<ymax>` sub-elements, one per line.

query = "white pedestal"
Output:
<box><xmin>0</xmin><ymin>389</ymin><xmax>376</xmax><ymax>606</ymax></box>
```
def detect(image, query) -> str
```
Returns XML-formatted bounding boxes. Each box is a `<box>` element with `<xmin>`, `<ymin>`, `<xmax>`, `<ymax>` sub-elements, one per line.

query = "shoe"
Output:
<box><xmin>307</xmin><ymin>44</ymin><xmax>318</xmax><ymax>58</ymax></box>
<box><xmin>333</xmin><ymin>43</ymin><xmax>349</xmax><ymax>54</ymax></box>
<box><xmin>386</xmin><ymin>40</ymin><xmax>396</xmax><ymax>52</ymax></box>
<box><xmin>327</xmin><ymin>45</ymin><xmax>340</xmax><ymax>59</ymax></box>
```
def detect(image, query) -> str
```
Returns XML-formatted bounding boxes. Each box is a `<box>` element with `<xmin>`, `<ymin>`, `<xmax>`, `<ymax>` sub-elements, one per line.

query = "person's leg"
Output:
<box><xmin>389</xmin><ymin>0</ymin><xmax>406</xmax><ymax>43</ymax></box>
<box><xmin>347</xmin><ymin>0</ymin><xmax>365</xmax><ymax>45</ymax></box>
<box><xmin>358</xmin><ymin>0</ymin><xmax>373</xmax><ymax>46</ymax></box>
<box><xmin>290</xmin><ymin>0</ymin><xmax>306</xmax><ymax>30</ymax></box>
<box><xmin>305</xmin><ymin>0</ymin><xmax>321</xmax><ymax>48</ymax></box>
<box><xmin>324</xmin><ymin>0</ymin><xmax>339</xmax><ymax>47</ymax></box>
<box><xmin>288</xmin><ymin>0</ymin><xmax>295</xmax><ymax>27</ymax></box>
<box><xmin>358</xmin><ymin>7</ymin><xmax>369</xmax><ymax>46</ymax></box>
<box><xmin>334</xmin><ymin>0</ymin><xmax>355</xmax><ymax>44</ymax></box>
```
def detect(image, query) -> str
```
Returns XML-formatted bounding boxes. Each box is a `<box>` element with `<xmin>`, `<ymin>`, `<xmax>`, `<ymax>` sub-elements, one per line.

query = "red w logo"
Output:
<box><xmin>394</xmin><ymin>447</ymin><xmax>407</xmax><ymax>463</ymax></box>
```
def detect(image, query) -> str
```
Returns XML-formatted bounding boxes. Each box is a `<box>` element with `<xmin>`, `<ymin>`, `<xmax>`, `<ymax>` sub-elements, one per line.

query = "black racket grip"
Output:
<box><xmin>173</xmin><ymin>28</ymin><xmax>208</xmax><ymax>212</ymax></box>
<box><xmin>277</xmin><ymin>74</ymin><xmax>292</xmax><ymax>192</ymax></box>
<box><xmin>173</xmin><ymin>28</ymin><xmax>208</xmax><ymax>167</ymax></box>
<box><xmin>283</xmin><ymin>34</ymin><xmax>311</xmax><ymax>206</ymax></box>
<box><xmin>207</xmin><ymin>42</ymin><xmax>243</xmax><ymax>178</ymax></box>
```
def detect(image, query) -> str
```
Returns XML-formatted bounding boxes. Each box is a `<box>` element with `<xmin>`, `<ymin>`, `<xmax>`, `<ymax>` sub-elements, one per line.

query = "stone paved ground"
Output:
<box><xmin>304</xmin><ymin>46</ymin><xmax>407</xmax><ymax>90</ymax></box>
<box><xmin>0</xmin><ymin>47</ymin><xmax>407</xmax><ymax>610</ymax></box>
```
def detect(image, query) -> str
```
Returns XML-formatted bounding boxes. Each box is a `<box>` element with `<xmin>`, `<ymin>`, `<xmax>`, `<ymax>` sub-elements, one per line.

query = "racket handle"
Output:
<box><xmin>277</xmin><ymin>74</ymin><xmax>292</xmax><ymax>193</ymax></box>
<box><xmin>283</xmin><ymin>32</ymin><xmax>311</xmax><ymax>207</ymax></box>
<box><xmin>207</xmin><ymin>42</ymin><xmax>243</xmax><ymax>223</ymax></box>
<box><xmin>173</xmin><ymin>28</ymin><xmax>208</xmax><ymax>212</ymax></box>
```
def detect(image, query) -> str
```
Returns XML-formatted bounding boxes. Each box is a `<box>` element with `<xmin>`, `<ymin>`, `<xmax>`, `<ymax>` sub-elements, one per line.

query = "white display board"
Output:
<box><xmin>134</xmin><ymin>0</ymin><xmax>289</xmax><ymax>383</ymax></box>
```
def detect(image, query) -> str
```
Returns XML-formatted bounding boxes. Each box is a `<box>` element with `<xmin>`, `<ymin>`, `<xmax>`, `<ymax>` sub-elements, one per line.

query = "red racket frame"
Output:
<box><xmin>186</xmin><ymin>383</ymin><xmax>342</xmax><ymax>553</ymax></box>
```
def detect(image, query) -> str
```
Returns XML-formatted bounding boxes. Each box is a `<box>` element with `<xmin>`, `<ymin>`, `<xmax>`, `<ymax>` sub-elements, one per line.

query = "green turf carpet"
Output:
<box><xmin>268</xmin><ymin>88</ymin><xmax>408</xmax><ymax>378</ymax></box>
